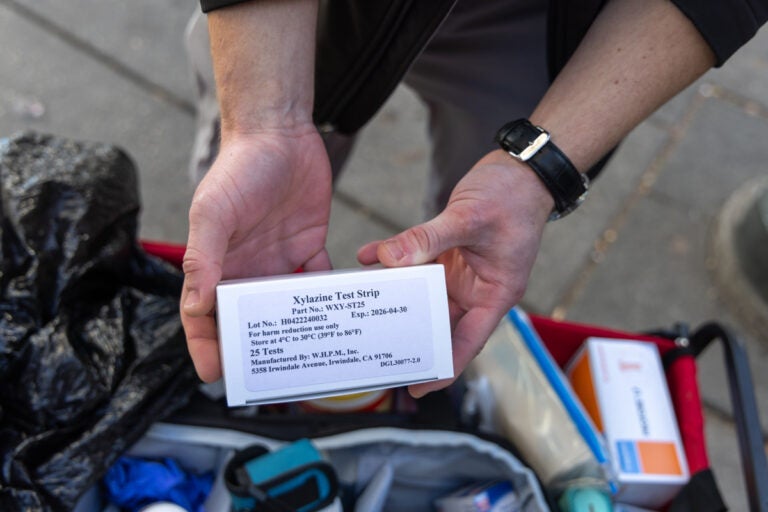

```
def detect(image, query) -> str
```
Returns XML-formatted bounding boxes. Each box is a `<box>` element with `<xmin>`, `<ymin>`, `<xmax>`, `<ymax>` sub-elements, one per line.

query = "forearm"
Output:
<box><xmin>207</xmin><ymin>0</ymin><xmax>318</xmax><ymax>137</ymax></box>
<box><xmin>531</xmin><ymin>0</ymin><xmax>716</xmax><ymax>172</ymax></box>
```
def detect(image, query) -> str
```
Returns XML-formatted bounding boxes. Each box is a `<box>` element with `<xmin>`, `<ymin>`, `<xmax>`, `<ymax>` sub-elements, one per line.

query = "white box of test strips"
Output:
<box><xmin>566</xmin><ymin>338</ymin><xmax>689</xmax><ymax>509</ymax></box>
<box><xmin>215</xmin><ymin>264</ymin><xmax>453</xmax><ymax>406</ymax></box>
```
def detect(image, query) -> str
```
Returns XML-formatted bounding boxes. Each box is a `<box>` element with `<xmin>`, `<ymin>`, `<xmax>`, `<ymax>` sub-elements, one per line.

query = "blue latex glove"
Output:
<box><xmin>103</xmin><ymin>456</ymin><xmax>214</xmax><ymax>512</ymax></box>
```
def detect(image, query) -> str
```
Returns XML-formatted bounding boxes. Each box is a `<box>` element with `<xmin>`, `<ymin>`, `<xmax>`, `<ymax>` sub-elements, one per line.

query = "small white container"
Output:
<box><xmin>216</xmin><ymin>265</ymin><xmax>453</xmax><ymax>406</ymax></box>
<box><xmin>566</xmin><ymin>338</ymin><xmax>689</xmax><ymax>508</ymax></box>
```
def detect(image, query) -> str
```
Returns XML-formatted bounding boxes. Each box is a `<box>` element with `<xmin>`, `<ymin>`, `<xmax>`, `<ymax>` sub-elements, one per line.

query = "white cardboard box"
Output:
<box><xmin>216</xmin><ymin>265</ymin><xmax>453</xmax><ymax>406</ymax></box>
<box><xmin>566</xmin><ymin>338</ymin><xmax>689</xmax><ymax>508</ymax></box>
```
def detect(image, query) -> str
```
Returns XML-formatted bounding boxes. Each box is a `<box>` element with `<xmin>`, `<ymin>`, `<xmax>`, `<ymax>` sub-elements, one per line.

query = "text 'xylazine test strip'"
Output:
<box><xmin>216</xmin><ymin>265</ymin><xmax>453</xmax><ymax>406</ymax></box>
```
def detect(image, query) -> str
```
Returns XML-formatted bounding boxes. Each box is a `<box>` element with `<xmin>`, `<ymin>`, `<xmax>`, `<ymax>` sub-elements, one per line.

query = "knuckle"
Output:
<box><xmin>459</xmin><ymin>203</ymin><xmax>487</xmax><ymax>232</ymax></box>
<box><xmin>188</xmin><ymin>194</ymin><xmax>213</xmax><ymax>224</ymax></box>
<box><xmin>406</xmin><ymin>224</ymin><xmax>439</xmax><ymax>254</ymax></box>
<box><xmin>181</xmin><ymin>246</ymin><xmax>206</xmax><ymax>276</ymax></box>
<box><xmin>445</xmin><ymin>201</ymin><xmax>488</xmax><ymax>241</ymax></box>
<box><xmin>451</xmin><ymin>200</ymin><xmax>486</xmax><ymax>230</ymax></box>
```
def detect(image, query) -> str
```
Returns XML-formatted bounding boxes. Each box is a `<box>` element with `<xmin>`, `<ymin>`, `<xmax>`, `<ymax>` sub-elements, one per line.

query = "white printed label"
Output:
<box><xmin>237</xmin><ymin>277</ymin><xmax>434</xmax><ymax>391</ymax></box>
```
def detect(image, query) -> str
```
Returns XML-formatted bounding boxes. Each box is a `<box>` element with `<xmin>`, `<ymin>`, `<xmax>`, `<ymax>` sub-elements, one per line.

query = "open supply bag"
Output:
<box><xmin>79</xmin><ymin>287</ymin><xmax>768</xmax><ymax>511</ymax></box>
<box><xmin>89</xmin><ymin>235</ymin><xmax>768</xmax><ymax>512</ymax></box>
<box><xmin>78</xmin><ymin>421</ymin><xmax>553</xmax><ymax>511</ymax></box>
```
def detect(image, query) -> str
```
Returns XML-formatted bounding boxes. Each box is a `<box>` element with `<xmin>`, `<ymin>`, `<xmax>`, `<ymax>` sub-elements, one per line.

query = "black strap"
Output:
<box><xmin>494</xmin><ymin>119</ymin><xmax>586</xmax><ymax>216</ymax></box>
<box><xmin>200</xmin><ymin>0</ymin><xmax>244</xmax><ymax>13</ymax></box>
<box><xmin>647</xmin><ymin>323</ymin><xmax>696</xmax><ymax>368</ymax></box>
<box><xmin>526</xmin><ymin>140</ymin><xmax>586</xmax><ymax>213</ymax></box>
<box><xmin>667</xmin><ymin>469</ymin><xmax>727</xmax><ymax>512</ymax></box>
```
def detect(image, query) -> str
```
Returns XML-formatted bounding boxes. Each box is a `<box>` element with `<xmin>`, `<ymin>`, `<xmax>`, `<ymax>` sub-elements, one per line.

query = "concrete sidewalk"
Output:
<box><xmin>1</xmin><ymin>1</ymin><xmax>766</xmax><ymax>510</ymax></box>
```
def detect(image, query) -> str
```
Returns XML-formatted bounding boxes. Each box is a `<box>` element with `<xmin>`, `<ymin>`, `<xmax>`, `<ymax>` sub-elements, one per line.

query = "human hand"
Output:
<box><xmin>357</xmin><ymin>150</ymin><xmax>554</xmax><ymax>398</ymax></box>
<box><xmin>181</xmin><ymin>125</ymin><xmax>333</xmax><ymax>382</ymax></box>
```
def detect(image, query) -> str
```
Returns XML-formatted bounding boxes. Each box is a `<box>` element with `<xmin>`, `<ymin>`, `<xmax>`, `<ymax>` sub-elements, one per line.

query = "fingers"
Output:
<box><xmin>181</xmin><ymin>260</ymin><xmax>224</xmax><ymax>382</ymax></box>
<box><xmin>372</xmin><ymin>209</ymin><xmax>473</xmax><ymax>268</ymax></box>
<box><xmin>182</xmin><ymin>217</ymin><xmax>229</xmax><ymax>317</ymax></box>
<box><xmin>407</xmin><ymin>376</ymin><xmax>457</xmax><ymax>399</ymax></box>
<box><xmin>302</xmin><ymin>247</ymin><xmax>333</xmax><ymax>272</ymax></box>
<box><xmin>376</xmin><ymin>221</ymin><xmax>446</xmax><ymax>267</ymax></box>
<box><xmin>181</xmin><ymin>196</ymin><xmax>232</xmax><ymax>382</ymax></box>
<box><xmin>356</xmin><ymin>239</ymin><xmax>383</xmax><ymax>265</ymax></box>
<box><xmin>408</xmin><ymin>306</ymin><xmax>503</xmax><ymax>399</ymax></box>
<box><xmin>181</xmin><ymin>306</ymin><xmax>223</xmax><ymax>383</ymax></box>
<box><xmin>449</xmin><ymin>306</ymin><xmax>505</xmax><ymax>376</ymax></box>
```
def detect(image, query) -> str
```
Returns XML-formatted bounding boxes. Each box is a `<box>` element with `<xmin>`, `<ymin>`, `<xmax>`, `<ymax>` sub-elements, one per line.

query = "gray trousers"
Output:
<box><xmin>185</xmin><ymin>0</ymin><xmax>549</xmax><ymax>217</ymax></box>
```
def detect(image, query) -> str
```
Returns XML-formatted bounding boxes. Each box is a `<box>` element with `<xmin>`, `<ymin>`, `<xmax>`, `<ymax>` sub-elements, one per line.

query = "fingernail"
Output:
<box><xmin>184</xmin><ymin>289</ymin><xmax>200</xmax><ymax>310</ymax></box>
<box><xmin>383</xmin><ymin>239</ymin><xmax>404</xmax><ymax>261</ymax></box>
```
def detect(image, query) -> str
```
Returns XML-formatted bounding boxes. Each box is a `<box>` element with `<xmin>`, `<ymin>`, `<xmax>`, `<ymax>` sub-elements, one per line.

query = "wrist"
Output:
<box><xmin>220</xmin><ymin>108</ymin><xmax>316</xmax><ymax>141</ymax></box>
<box><xmin>484</xmin><ymin>149</ymin><xmax>556</xmax><ymax>221</ymax></box>
<box><xmin>209</xmin><ymin>0</ymin><xmax>318</xmax><ymax>134</ymax></box>
<box><xmin>494</xmin><ymin>119</ymin><xmax>589</xmax><ymax>220</ymax></box>
<box><xmin>219</xmin><ymin>120</ymin><xmax>319</xmax><ymax>148</ymax></box>
<box><xmin>217</xmin><ymin>77</ymin><xmax>315</xmax><ymax>136</ymax></box>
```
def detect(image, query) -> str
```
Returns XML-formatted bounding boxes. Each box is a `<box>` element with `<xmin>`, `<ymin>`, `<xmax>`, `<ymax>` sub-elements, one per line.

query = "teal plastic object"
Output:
<box><xmin>558</xmin><ymin>487</ymin><xmax>613</xmax><ymax>512</ymax></box>
<box><xmin>243</xmin><ymin>439</ymin><xmax>322</xmax><ymax>483</ymax></box>
<box><xmin>227</xmin><ymin>439</ymin><xmax>338</xmax><ymax>512</ymax></box>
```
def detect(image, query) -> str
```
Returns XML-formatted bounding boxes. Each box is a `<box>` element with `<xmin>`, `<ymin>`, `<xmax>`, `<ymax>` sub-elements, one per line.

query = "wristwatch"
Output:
<box><xmin>494</xmin><ymin>119</ymin><xmax>589</xmax><ymax>221</ymax></box>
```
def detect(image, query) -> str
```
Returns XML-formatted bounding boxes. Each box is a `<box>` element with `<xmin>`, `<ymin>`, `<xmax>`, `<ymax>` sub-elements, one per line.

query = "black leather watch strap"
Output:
<box><xmin>495</xmin><ymin>119</ymin><xmax>588</xmax><ymax>220</ymax></box>
<box><xmin>526</xmin><ymin>140</ymin><xmax>585</xmax><ymax>214</ymax></box>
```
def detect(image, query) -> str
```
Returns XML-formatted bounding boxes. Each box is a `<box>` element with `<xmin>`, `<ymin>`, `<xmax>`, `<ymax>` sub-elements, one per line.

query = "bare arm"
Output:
<box><xmin>361</xmin><ymin>0</ymin><xmax>717</xmax><ymax>398</ymax></box>
<box><xmin>182</xmin><ymin>0</ymin><xmax>331</xmax><ymax>382</ymax></box>
<box><xmin>207</xmin><ymin>0</ymin><xmax>317</xmax><ymax>133</ymax></box>
<box><xmin>531</xmin><ymin>0</ymin><xmax>715</xmax><ymax>171</ymax></box>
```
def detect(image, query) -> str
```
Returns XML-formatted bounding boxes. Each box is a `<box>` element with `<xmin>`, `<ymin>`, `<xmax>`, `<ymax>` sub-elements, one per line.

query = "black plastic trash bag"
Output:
<box><xmin>0</xmin><ymin>133</ymin><xmax>198</xmax><ymax>511</ymax></box>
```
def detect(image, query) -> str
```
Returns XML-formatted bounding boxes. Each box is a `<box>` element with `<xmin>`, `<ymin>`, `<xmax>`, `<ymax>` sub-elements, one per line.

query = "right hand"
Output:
<box><xmin>180</xmin><ymin>124</ymin><xmax>333</xmax><ymax>382</ymax></box>
<box><xmin>357</xmin><ymin>149</ymin><xmax>553</xmax><ymax>397</ymax></box>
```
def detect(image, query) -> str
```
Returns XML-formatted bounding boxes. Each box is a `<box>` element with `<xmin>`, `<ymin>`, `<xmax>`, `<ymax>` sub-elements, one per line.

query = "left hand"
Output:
<box><xmin>181</xmin><ymin>126</ymin><xmax>332</xmax><ymax>383</ymax></box>
<box><xmin>357</xmin><ymin>149</ymin><xmax>554</xmax><ymax>397</ymax></box>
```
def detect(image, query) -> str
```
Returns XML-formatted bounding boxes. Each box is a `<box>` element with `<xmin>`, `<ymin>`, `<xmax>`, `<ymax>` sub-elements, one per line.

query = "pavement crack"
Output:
<box><xmin>550</xmin><ymin>89</ymin><xmax>708</xmax><ymax>319</ymax></box>
<box><xmin>698</xmin><ymin>82</ymin><xmax>768</xmax><ymax>120</ymax></box>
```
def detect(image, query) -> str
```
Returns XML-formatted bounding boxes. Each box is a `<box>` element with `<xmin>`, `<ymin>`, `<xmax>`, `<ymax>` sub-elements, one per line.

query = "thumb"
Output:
<box><xmin>377</xmin><ymin>211</ymin><xmax>467</xmax><ymax>267</ymax></box>
<box><xmin>182</xmin><ymin>215</ymin><xmax>230</xmax><ymax>317</ymax></box>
